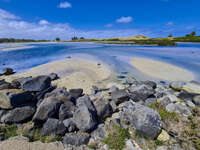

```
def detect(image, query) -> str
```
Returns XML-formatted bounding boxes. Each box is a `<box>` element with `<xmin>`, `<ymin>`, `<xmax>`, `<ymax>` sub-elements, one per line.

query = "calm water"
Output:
<box><xmin>0</xmin><ymin>42</ymin><xmax>200</xmax><ymax>81</ymax></box>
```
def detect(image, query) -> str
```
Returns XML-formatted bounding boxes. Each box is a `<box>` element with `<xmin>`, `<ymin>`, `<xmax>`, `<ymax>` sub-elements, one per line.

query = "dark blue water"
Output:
<box><xmin>0</xmin><ymin>42</ymin><xmax>200</xmax><ymax>81</ymax></box>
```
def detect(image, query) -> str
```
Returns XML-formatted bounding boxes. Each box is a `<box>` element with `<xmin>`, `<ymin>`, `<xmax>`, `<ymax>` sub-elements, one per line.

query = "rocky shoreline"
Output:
<box><xmin>0</xmin><ymin>69</ymin><xmax>200</xmax><ymax>150</ymax></box>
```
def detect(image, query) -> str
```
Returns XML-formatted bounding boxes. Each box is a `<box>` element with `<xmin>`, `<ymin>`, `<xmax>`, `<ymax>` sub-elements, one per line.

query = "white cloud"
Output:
<box><xmin>166</xmin><ymin>21</ymin><xmax>174</xmax><ymax>25</ymax></box>
<box><xmin>39</xmin><ymin>20</ymin><xmax>49</xmax><ymax>25</ymax></box>
<box><xmin>116</xmin><ymin>16</ymin><xmax>133</xmax><ymax>23</ymax></box>
<box><xmin>0</xmin><ymin>9</ymin><xmax>154</xmax><ymax>40</ymax></box>
<box><xmin>0</xmin><ymin>8</ymin><xmax>18</xmax><ymax>19</ymax></box>
<box><xmin>105</xmin><ymin>24</ymin><xmax>113</xmax><ymax>28</ymax></box>
<box><xmin>58</xmin><ymin>1</ymin><xmax>72</xmax><ymax>8</ymax></box>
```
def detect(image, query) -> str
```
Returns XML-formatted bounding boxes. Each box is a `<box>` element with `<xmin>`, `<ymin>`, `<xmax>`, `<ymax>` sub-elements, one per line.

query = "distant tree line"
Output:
<box><xmin>71</xmin><ymin>36</ymin><xmax>85</xmax><ymax>41</ymax></box>
<box><xmin>0</xmin><ymin>38</ymin><xmax>49</xmax><ymax>43</ymax></box>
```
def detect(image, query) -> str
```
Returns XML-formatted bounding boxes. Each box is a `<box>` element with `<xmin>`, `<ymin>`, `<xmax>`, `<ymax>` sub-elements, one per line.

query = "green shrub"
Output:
<box><xmin>148</xmin><ymin>102</ymin><xmax>179</xmax><ymax>121</ymax></box>
<box><xmin>105</xmin><ymin>125</ymin><xmax>130</xmax><ymax>150</ymax></box>
<box><xmin>0</xmin><ymin>125</ymin><xmax>18</xmax><ymax>139</ymax></box>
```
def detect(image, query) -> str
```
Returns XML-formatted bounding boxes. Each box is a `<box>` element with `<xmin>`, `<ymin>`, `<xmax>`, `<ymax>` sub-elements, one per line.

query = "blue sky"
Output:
<box><xmin>0</xmin><ymin>0</ymin><xmax>199</xmax><ymax>40</ymax></box>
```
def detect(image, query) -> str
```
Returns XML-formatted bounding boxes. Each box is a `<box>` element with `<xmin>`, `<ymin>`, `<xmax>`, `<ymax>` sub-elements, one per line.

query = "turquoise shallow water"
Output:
<box><xmin>0</xmin><ymin>42</ymin><xmax>200</xmax><ymax>81</ymax></box>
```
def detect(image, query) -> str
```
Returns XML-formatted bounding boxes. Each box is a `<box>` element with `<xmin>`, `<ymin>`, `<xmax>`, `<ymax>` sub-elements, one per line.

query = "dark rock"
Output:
<box><xmin>33</xmin><ymin>97</ymin><xmax>62</xmax><ymax>123</ymax></box>
<box><xmin>11</xmin><ymin>77</ymin><xmax>32</xmax><ymax>89</ymax></box>
<box><xmin>63</xmin><ymin>118</ymin><xmax>77</xmax><ymax>132</ymax></box>
<box><xmin>0</xmin><ymin>105</ymin><xmax>36</xmax><ymax>124</ymax></box>
<box><xmin>109</xmin><ymin>86</ymin><xmax>119</xmax><ymax>94</ymax></box>
<box><xmin>41</xmin><ymin>118</ymin><xmax>66</xmax><ymax>136</ymax></box>
<box><xmin>128</xmin><ymin>84</ymin><xmax>155</xmax><ymax>102</ymax></box>
<box><xmin>111</xmin><ymin>90</ymin><xmax>129</xmax><ymax>105</ymax></box>
<box><xmin>142</xmin><ymin>81</ymin><xmax>157</xmax><ymax>89</ymax></box>
<box><xmin>63</xmin><ymin>133</ymin><xmax>90</xmax><ymax>146</ymax></box>
<box><xmin>45</xmin><ymin>88</ymin><xmax>73</xmax><ymax>102</ymax></box>
<box><xmin>49</xmin><ymin>73</ymin><xmax>59</xmax><ymax>81</ymax></box>
<box><xmin>177</xmin><ymin>92</ymin><xmax>195</xmax><ymax>102</ymax></box>
<box><xmin>73</xmin><ymin>95</ymin><xmax>97</xmax><ymax>132</ymax></box>
<box><xmin>69</xmin><ymin>88</ymin><xmax>83</xmax><ymax>99</ymax></box>
<box><xmin>2</xmin><ymin>68</ymin><xmax>14</xmax><ymax>75</ymax></box>
<box><xmin>0</xmin><ymin>89</ymin><xmax>33</xmax><ymax>109</ymax></box>
<box><xmin>91</xmin><ymin>124</ymin><xmax>106</xmax><ymax>140</ymax></box>
<box><xmin>59</xmin><ymin>101</ymin><xmax>76</xmax><ymax>120</ymax></box>
<box><xmin>93</xmin><ymin>98</ymin><xmax>112</xmax><ymax>121</ymax></box>
<box><xmin>22</xmin><ymin>75</ymin><xmax>51</xmax><ymax>92</ymax></box>
<box><xmin>35</xmin><ymin>86</ymin><xmax>56</xmax><ymax>101</ymax></box>
<box><xmin>119</xmin><ymin>101</ymin><xmax>162</xmax><ymax>139</ymax></box>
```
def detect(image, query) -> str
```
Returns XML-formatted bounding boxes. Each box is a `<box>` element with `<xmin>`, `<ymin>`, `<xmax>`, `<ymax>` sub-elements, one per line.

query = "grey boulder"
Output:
<box><xmin>63</xmin><ymin>118</ymin><xmax>77</xmax><ymax>132</ymax></box>
<box><xmin>128</xmin><ymin>84</ymin><xmax>155</xmax><ymax>102</ymax></box>
<box><xmin>41</xmin><ymin>118</ymin><xmax>66</xmax><ymax>136</ymax></box>
<box><xmin>93</xmin><ymin>98</ymin><xmax>112</xmax><ymax>120</ymax></box>
<box><xmin>33</xmin><ymin>97</ymin><xmax>62</xmax><ymax>123</ymax></box>
<box><xmin>69</xmin><ymin>88</ymin><xmax>83</xmax><ymax>99</ymax></box>
<box><xmin>63</xmin><ymin>133</ymin><xmax>90</xmax><ymax>146</ymax></box>
<box><xmin>22</xmin><ymin>75</ymin><xmax>51</xmax><ymax>92</ymax></box>
<box><xmin>0</xmin><ymin>89</ymin><xmax>33</xmax><ymax>109</ymax></box>
<box><xmin>0</xmin><ymin>105</ymin><xmax>35</xmax><ymax>124</ymax></box>
<box><xmin>73</xmin><ymin>95</ymin><xmax>97</xmax><ymax>132</ymax></box>
<box><xmin>111</xmin><ymin>89</ymin><xmax>129</xmax><ymax>105</ymax></box>
<box><xmin>59</xmin><ymin>101</ymin><xmax>76</xmax><ymax>120</ymax></box>
<box><xmin>119</xmin><ymin>101</ymin><xmax>162</xmax><ymax>139</ymax></box>
<box><xmin>193</xmin><ymin>95</ymin><xmax>200</xmax><ymax>106</ymax></box>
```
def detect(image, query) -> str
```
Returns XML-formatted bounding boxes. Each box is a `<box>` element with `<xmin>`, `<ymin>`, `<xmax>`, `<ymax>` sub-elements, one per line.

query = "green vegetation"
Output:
<box><xmin>0</xmin><ymin>38</ymin><xmax>49</xmax><ymax>43</ymax></box>
<box><xmin>22</xmin><ymin>128</ymin><xmax>62</xmax><ymax>143</ymax></box>
<box><xmin>0</xmin><ymin>125</ymin><xmax>18</xmax><ymax>139</ymax></box>
<box><xmin>173</xmin><ymin>36</ymin><xmax>200</xmax><ymax>42</ymax></box>
<box><xmin>155</xmin><ymin>140</ymin><xmax>164</xmax><ymax>146</ymax></box>
<box><xmin>148</xmin><ymin>102</ymin><xmax>179</xmax><ymax>122</ymax></box>
<box><xmin>104</xmin><ymin>125</ymin><xmax>130</xmax><ymax>150</ymax></box>
<box><xmin>56</xmin><ymin>37</ymin><xmax>60</xmax><ymax>41</ymax></box>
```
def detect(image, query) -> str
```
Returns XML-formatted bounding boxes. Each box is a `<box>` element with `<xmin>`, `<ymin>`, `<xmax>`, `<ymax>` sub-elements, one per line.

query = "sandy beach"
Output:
<box><xmin>131</xmin><ymin>58</ymin><xmax>195</xmax><ymax>81</ymax></box>
<box><xmin>0</xmin><ymin>46</ymin><xmax>35</xmax><ymax>52</ymax></box>
<box><xmin>2</xmin><ymin>59</ymin><xmax>114</xmax><ymax>93</ymax></box>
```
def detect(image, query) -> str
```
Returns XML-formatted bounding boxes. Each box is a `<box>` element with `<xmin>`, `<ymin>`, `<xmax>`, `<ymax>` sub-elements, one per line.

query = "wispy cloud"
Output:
<box><xmin>58</xmin><ymin>1</ymin><xmax>72</xmax><ymax>8</ymax></box>
<box><xmin>0</xmin><ymin>8</ymin><xmax>18</xmax><ymax>19</ymax></box>
<box><xmin>116</xmin><ymin>16</ymin><xmax>133</xmax><ymax>23</ymax></box>
<box><xmin>105</xmin><ymin>24</ymin><xmax>113</xmax><ymax>28</ymax></box>
<box><xmin>166</xmin><ymin>21</ymin><xmax>174</xmax><ymax>25</ymax></box>
<box><xmin>39</xmin><ymin>20</ymin><xmax>49</xmax><ymax>25</ymax></box>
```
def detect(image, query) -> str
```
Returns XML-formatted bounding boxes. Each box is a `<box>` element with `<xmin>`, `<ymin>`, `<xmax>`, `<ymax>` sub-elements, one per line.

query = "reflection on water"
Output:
<box><xmin>0</xmin><ymin>42</ymin><xmax>200</xmax><ymax>81</ymax></box>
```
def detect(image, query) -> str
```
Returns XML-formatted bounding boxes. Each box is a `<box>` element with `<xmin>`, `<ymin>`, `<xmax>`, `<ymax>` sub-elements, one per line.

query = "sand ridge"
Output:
<box><xmin>131</xmin><ymin>57</ymin><xmax>195</xmax><ymax>81</ymax></box>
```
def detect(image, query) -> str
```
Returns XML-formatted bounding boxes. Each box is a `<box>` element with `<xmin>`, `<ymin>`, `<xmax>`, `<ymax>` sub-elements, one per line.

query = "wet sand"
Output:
<box><xmin>131</xmin><ymin>58</ymin><xmax>195</xmax><ymax>81</ymax></box>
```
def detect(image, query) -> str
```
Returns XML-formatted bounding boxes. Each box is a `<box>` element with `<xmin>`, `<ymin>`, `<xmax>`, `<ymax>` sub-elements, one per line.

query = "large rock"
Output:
<box><xmin>0</xmin><ymin>89</ymin><xmax>33</xmax><ymax>109</ymax></box>
<box><xmin>33</xmin><ymin>97</ymin><xmax>62</xmax><ymax>123</ymax></box>
<box><xmin>22</xmin><ymin>75</ymin><xmax>51</xmax><ymax>92</ymax></box>
<box><xmin>69</xmin><ymin>89</ymin><xmax>83</xmax><ymax>99</ymax></box>
<box><xmin>49</xmin><ymin>73</ymin><xmax>59</xmax><ymax>81</ymax></box>
<box><xmin>62</xmin><ymin>133</ymin><xmax>90</xmax><ymax>146</ymax></box>
<box><xmin>91</xmin><ymin>124</ymin><xmax>106</xmax><ymax>140</ymax></box>
<box><xmin>59</xmin><ymin>101</ymin><xmax>76</xmax><ymax>120</ymax></box>
<box><xmin>45</xmin><ymin>88</ymin><xmax>73</xmax><ymax>102</ymax></box>
<box><xmin>166</xmin><ymin>103</ymin><xmax>192</xmax><ymax>116</ymax></box>
<box><xmin>73</xmin><ymin>95</ymin><xmax>97</xmax><ymax>132</ymax></box>
<box><xmin>93</xmin><ymin>98</ymin><xmax>112</xmax><ymax>121</ymax></box>
<box><xmin>41</xmin><ymin>118</ymin><xmax>66</xmax><ymax>136</ymax></box>
<box><xmin>11</xmin><ymin>77</ymin><xmax>32</xmax><ymax>89</ymax></box>
<box><xmin>142</xmin><ymin>81</ymin><xmax>157</xmax><ymax>89</ymax></box>
<box><xmin>127</xmin><ymin>84</ymin><xmax>155</xmax><ymax>102</ymax></box>
<box><xmin>0</xmin><ymin>105</ymin><xmax>35</xmax><ymax>124</ymax></box>
<box><xmin>182</xmin><ymin>81</ymin><xmax>200</xmax><ymax>94</ymax></box>
<box><xmin>111</xmin><ymin>90</ymin><xmax>129</xmax><ymax>105</ymax></box>
<box><xmin>119</xmin><ymin>101</ymin><xmax>162</xmax><ymax>139</ymax></box>
<box><xmin>2</xmin><ymin>68</ymin><xmax>14</xmax><ymax>75</ymax></box>
<box><xmin>63</xmin><ymin>118</ymin><xmax>77</xmax><ymax>132</ymax></box>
